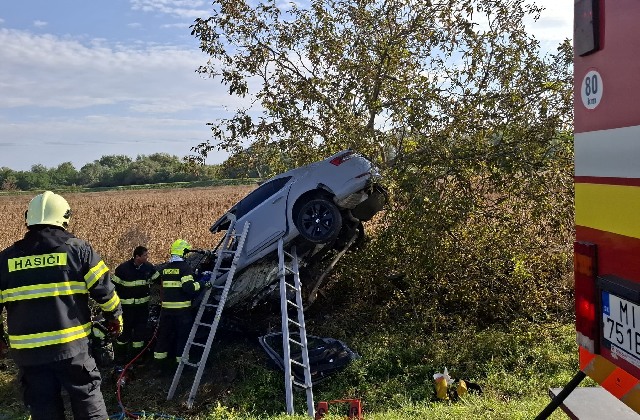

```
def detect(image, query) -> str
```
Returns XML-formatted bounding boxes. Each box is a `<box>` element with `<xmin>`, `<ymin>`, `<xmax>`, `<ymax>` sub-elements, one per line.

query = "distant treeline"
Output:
<box><xmin>0</xmin><ymin>153</ymin><xmax>225</xmax><ymax>191</ymax></box>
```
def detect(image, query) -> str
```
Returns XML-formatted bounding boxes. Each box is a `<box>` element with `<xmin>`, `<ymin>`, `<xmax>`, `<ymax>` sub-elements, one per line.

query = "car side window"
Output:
<box><xmin>236</xmin><ymin>176</ymin><xmax>292</xmax><ymax>219</ymax></box>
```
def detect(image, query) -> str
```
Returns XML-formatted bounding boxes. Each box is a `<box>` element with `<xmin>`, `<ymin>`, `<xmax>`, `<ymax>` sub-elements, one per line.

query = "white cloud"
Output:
<box><xmin>162</xmin><ymin>22</ymin><xmax>193</xmax><ymax>29</ymax></box>
<box><xmin>33</xmin><ymin>20</ymin><xmax>47</xmax><ymax>27</ymax></box>
<box><xmin>0</xmin><ymin>28</ymin><xmax>246</xmax><ymax>112</ymax></box>
<box><xmin>525</xmin><ymin>0</ymin><xmax>572</xmax><ymax>44</ymax></box>
<box><xmin>0</xmin><ymin>27</ymin><xmax>250</xmax><ymax>169</ymax></box>
<box><xmin>130</xmin><ymin>0</ymin><xmax>210</xmax><ymax>19</ymax></box>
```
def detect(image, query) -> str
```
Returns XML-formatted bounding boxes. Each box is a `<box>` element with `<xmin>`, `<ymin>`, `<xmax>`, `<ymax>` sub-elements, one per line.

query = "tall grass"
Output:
<box><xmin>0</xmin><ymin>321</ymin><xmax>580</xmax><ymax>419</ymax></box>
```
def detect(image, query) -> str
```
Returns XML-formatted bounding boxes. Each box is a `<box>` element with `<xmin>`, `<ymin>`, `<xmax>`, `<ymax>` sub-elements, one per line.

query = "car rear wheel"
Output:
<box><xmin>295</xmin><ymin>198</ymin><xmax>342</xmax><ymax>244</ymax></box>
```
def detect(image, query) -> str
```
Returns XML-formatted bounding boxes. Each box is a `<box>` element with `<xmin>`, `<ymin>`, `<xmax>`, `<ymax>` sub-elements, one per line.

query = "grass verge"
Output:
<box><xmin>0</xmin><ymin>320</ymin><xmax>589</xmax><ymax>419</ymax></box>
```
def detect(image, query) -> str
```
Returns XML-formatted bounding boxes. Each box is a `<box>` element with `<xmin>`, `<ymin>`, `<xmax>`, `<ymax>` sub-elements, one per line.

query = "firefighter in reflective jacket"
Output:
<box><xmin>0</xmin><ymin>191</ymin><xmax>123</xmax><ymax>420</ymax></box>
<box><xmin>112</xmin><ymin>246</ymin><xmax>159</xmax><ymax>363</ymax></box>
<box><xmin>153</xmin><ymin>239</ymin><xmax>200</xmax><ymax>368</ymax></box>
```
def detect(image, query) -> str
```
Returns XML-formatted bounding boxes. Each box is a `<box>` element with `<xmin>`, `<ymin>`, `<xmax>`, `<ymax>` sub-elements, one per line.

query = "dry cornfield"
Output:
<box><xmin>0</xmin><ymin>186</ymin><xmax>255</xmax><ymax>270</ymax></box>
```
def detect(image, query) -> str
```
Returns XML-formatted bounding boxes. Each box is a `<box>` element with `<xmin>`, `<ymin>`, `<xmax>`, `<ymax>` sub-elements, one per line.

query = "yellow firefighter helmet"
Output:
<box><xmin>170</xmin><ymin>239</ymin><xmax>191</xmax><ymax>257</ymax></box>
<box><xmin>26</xmin><ymin>191</ymin><xmax>72</xmax><ymax>229</ymax></box>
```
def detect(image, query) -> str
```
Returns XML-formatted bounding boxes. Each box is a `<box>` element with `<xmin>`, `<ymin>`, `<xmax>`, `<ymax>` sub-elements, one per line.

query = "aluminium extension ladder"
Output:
<box><xmin>167</xmin><ymin>220</ymin><xmax>250</xmax><ymax>408</ymax></box>
<box><xmin>278</xmin><ymin>238</ymin><xmax>315</xmax><ymax>417</ymax></box>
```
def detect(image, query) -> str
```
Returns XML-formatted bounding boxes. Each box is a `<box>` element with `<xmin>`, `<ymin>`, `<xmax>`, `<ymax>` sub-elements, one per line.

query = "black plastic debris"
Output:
<box><xmin>258</xmin><ymin>332</ymin><xmax>359</xmax><ymax>386</ymax></box>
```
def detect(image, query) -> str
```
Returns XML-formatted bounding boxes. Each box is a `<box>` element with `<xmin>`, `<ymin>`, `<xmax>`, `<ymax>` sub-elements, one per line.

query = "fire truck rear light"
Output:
<box><xmin>576</xmin><ymin>294</ymin><xmax>595</xmax><ymax>323</ymax></box>
<box><xmin>575</xmin><ymin>253</ymin><xmax>593</xmax><ymax>277</ymax></box>
<box><xmin>330</xmin><ymin>151</ymin><xmax>355</xmax><ymax>166</ymax></box>
<box><xmin>575</xmin><ymin>279</ymin><xmax>597</xmax><ymax>338</ymax></box>
<box><xmin>574</xmin><ymin>0</ymin><xmax>600</xmax><ymax>56</ymax></box>
<box><xmin>574</xmin><ymin>241</ymin><xmax>598</xmax><ymax>348</ymax></box>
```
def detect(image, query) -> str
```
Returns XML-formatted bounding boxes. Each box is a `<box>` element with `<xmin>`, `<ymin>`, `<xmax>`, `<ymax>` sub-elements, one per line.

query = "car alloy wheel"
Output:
<box><xmin>295</xmin><ymin>198</ymin><xmax>343</xmax><ymax>244</ymax></box>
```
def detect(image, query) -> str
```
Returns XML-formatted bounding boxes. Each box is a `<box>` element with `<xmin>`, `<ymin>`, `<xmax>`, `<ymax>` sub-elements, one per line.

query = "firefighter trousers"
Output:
<box><xmin>115</xmin><ymin>303</ymin><xmax>149</xmax><ymax>361</ymax></box>
<box><xmin>18</xmin><ymin>350</ymin><xmax>108</xmax><ymax>420</ymax></box>
<box><xmin>153</xmin><ymin>309</ymin><xmax>193</xmax><ymax>363</ymax></box>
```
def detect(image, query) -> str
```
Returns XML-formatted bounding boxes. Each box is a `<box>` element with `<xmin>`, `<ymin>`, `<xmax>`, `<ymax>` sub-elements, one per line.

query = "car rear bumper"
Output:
<box><xmin>351</xmin><ymin>184</ymin><xmax>387</xmax><ymax>221</ymax></box>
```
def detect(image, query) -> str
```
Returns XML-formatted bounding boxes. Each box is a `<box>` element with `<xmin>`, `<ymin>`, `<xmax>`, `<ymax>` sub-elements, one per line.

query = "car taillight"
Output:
<box><xmin>330</xmin><ymin>151</ymin><xmax>355</xmax><ymax>166</ymax></box>
<box><xmin>574</xmin><ymin>241</ymin><xmax>598</xmax><ymax>353</ymax></box>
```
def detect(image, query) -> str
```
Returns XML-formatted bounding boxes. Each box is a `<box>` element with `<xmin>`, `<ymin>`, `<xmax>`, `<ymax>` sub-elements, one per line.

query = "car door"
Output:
<box><xmin>236</xmin><ymin>176</ymin><xmax>292</xmax><ymax>259</ymax></box>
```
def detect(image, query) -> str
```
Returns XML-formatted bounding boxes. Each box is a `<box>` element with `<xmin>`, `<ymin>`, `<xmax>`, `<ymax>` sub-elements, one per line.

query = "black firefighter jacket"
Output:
<box><xmin>159</xmin><ymin>260</ymin><xmax>200</xmax><ymax>312</ymax></box>
<box><xmin>113</xmin><ymin>259</ymin><xmax>160</xmax><ymax>306</ymax></box>
<box><xmin>0</xmin><ymin>226</ymin><xmax>122</xmax><ymax>366</ymax></box>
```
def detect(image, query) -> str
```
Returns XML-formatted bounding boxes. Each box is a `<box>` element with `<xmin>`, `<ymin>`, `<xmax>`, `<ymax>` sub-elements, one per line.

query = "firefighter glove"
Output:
<box><xmin>106</xmin><ymin>315</ymin><xmax>123</xmax><ymax>338</ymax></box>
<box><xmin>199</xmin><ymin>271</ymin><xmax>213</xmax><ymax>288</ymax></box>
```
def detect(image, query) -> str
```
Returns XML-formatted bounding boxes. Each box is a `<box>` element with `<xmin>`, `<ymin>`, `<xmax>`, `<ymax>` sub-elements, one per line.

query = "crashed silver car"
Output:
<box><xmin>189</xmin><ymin>149</ymin><xmax>387</xmax><ymax>309</ymax></box>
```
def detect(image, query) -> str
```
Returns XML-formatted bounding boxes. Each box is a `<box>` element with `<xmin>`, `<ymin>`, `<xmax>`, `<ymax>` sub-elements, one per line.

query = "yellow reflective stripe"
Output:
<box><xmin>120</xmin><ymin>296</ymin><xmax>150</xmax><ymax>305</ymax></box>
<box><xmin>85</xmin><ymin>260</ymin><xmax>109</xmax><ymax>289</ymax></box>
<box><xmin>180</xmin><ymin>275</ymin><xmax>194</xmax><ymax>284</ymax></box>
<box><xmin>112</xmin><ymin>275</ymin><xmax>122</xmax><ymax>284</ymax></box>
<box><xmin>113</xmin><ymin>278</ymin><xmax>148</xmax><ymax>287</ymax></box>
<box><xmin>193</xmin><ymin>282</ymin><xmax>201</xmax><ymax>291</ymax></box>
<box><xmin>622</xmin><ymin>384</ymin><xmax>640</xmax><ymax>413</ymax></box>
<box><xmin>7</xmin><ymin>253</ymin><xmax>67</xmax><ymax>272</ymax></box>
<box><xmin>163</xmin><ymin>281</ymin><xmax>182</xmax><ymax>288</ymax></box>
<box><xmin>131</xmin><ymin>279</ymin><xmax>149</xmax><ymax>286</ymax></box>
<box><xmin>154</xmin><ymin>352</ymin><xmax>167</xmax><ymax>359</ymax></box>
<box><xmin>583</xmin><ymin>354</ymin><xmax>617</xmax><ymax>384</ymax></box>
<box><xmin>2</xmin><ymin>281</ymin><xmax>87</xmax><ymax>302</ymax></box>
<box><xmin>162</xmin><ymin>301</ymin><xmax>191</xmax><ymax>309</ymax></box>
<box><xmin>575</xmin><ymin>183</ymin><xmax>640</xmax><ymax>239</ymax></box>
<box><xmin>151</xmin><ymin>271</ymin><xmax>160</xmax><ymax>280</ymax></box>
<box><xmin>163</xmin><ymin>268</ymin><xmax>179</xmax><ymax>275</ymax></box>
<box><xmin>9</xmin><ymin>322</ymin><xmax>91</xmax><ymax>349</ymax></box>
<box><xmin>100</xmin><ymin>294</ymin><xmax>120</xmax><ymax>312</ymax></box>
<box><xmin>132</xmin><ymin>341</ymin><xmax>144</xmax><ymax>348</ymax></box>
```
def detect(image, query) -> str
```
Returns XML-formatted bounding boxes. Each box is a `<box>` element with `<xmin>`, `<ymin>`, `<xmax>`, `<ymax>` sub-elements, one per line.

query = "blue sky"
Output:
<box><xmin>0</xmin><ymin>1</ymin><xmax>572</xmax><ymax>171</ymax></box>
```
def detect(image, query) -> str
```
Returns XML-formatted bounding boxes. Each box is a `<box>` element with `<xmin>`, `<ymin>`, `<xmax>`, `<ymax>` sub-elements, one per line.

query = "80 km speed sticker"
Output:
<box><xmin>581</xmin><ymin>70</ymin><xmax>603</xmax><ymax>110</ymax></box>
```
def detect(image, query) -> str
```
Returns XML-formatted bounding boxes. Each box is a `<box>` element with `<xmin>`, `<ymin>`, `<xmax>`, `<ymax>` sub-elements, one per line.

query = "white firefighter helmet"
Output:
<box><xmin>26</xmin><ymin>191</ymin><xmax>72</xmax><ymax>229</ymax></box>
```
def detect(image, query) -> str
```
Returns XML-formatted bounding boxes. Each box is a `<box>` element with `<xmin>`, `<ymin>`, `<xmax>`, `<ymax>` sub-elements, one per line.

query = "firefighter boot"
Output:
<box><xmin>114</xmin><ymin>340</ymin><xmax>129</xmax><ymax>365</ymax></box>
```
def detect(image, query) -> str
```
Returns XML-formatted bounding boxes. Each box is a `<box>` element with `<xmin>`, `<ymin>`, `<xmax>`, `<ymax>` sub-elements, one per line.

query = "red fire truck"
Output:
<box><xmin>540</xmin><ymin>0</ymin><xmax>640</xmax><ymax>417</ymax></box>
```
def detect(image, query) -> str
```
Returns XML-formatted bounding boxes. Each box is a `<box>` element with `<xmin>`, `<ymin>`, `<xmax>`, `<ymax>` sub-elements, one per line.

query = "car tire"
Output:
<box><xmin>295</xmin><ymin>198</ymin><xmax>343</xmax><ymax>244</ymax></box>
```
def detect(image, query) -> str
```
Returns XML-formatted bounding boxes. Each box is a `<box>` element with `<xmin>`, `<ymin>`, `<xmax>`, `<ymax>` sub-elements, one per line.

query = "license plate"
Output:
<box><xmin>602</xmin><ymin>291</ymin><xmax>640</xmax><ymax>367</ymax></box>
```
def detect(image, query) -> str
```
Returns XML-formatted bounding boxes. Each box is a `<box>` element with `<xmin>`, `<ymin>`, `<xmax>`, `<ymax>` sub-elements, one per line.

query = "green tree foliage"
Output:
<box><xmin>123</xmin><ymin>153</ymin><xmax>194</xmax><ymax>185</ymax></box>
<box><xmin>51</xmin><ymin>162</ymin><xmax>79</xmax><ymax>186</ymax></box>
<box><xmin>192</xmin><ymin>0</ymin><xmax>574</xmax><ymax>327</ymax></box>
<box><xmin>95</xmin><ymin>155</ymin><xmax>133</xmax><ymax>186</ymax></box>
<box><xmin>99</xmin><ymin>155</ymin><xmax>134</xmax><ymax>169</ymax></box>
<box><xmin>79</xmin><ymin>153</ymin><xmax>204</xmax><ymax>187</ymax></box>
<box><xmin>78</xmin><ymin>162</ymin><xmax>107</xmax><ymax>186</ymax></box>
<box><xmin>0</xmin><ymin>168</ymin><xmax>18</xmax><ymax>191</ymax></box>
<box><xmin>217</xmin><ymin>144</ymin><xmax>287</xmax><ymax>178</ymax></box>
<box><xmin>1</xmin><ymin>154</ymin><xmax>222</xmax><ymax>190</ymax></box>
